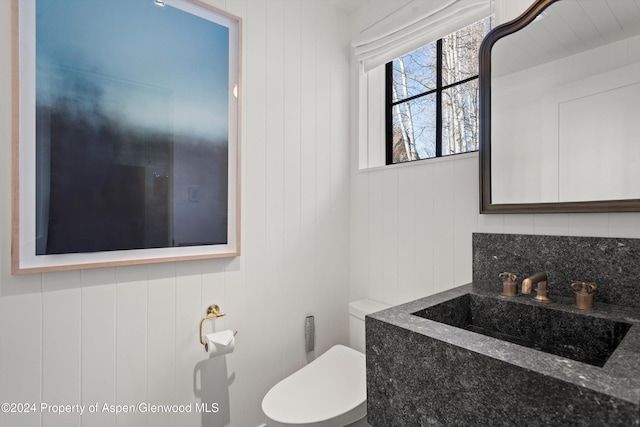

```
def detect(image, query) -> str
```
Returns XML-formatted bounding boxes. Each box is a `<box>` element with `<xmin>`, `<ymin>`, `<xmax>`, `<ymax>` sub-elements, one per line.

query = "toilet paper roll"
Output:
<box><xmin>205</xmin><ymin>330</ymin><xmax>236</xmax><ymax>356</ymax></box>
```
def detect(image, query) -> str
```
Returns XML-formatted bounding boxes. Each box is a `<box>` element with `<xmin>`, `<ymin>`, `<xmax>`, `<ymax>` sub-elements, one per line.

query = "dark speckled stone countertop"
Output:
<box><xmin>367</xmin><ymin>234</ymin><xmax>640</xmax><ymax>426</ymax></box>
<box><xmin>366</xmin><ymin>283</ymin><xmax>640</xmax><ymax>426</ymax></box>
<box><xmin>370</xmin><ymin>283</ymin><xmax>640</xmax><ymax>404</ymax></box>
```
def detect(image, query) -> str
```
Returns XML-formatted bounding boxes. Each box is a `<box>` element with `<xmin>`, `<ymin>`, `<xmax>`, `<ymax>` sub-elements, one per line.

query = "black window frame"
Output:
<box><xmin>385</xmin><ymin>34</ymin><xmax>485</xmax><ymax>165</ymax></box>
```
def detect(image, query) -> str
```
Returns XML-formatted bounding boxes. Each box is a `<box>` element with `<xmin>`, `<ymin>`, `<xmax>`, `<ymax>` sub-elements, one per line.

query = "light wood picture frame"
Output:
<box><xmin>12</xmin><ymin>0</ymin><xmax>241</xmax><ymax>274</ymax></box>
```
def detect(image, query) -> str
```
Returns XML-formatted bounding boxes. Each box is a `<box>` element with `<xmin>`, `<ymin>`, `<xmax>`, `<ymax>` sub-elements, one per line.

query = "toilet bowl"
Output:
<box><xmin>261</xmin><ymin>299</ymin><xmax>391</xmax><ymax>427</ymax></box>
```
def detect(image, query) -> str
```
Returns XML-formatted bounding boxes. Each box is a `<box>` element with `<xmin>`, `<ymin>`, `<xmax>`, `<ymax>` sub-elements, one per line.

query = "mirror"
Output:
<box><xmin>479</xmin><ymin>0</ymin><xmax>640</xmax><ymax>213</ymax></box>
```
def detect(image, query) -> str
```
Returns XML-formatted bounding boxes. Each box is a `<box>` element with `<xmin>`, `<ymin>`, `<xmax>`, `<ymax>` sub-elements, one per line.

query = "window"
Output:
<box><xmin>386</xmin><ymin>16</ymin><xmax>494</xmax><ymax>164</ymax></box>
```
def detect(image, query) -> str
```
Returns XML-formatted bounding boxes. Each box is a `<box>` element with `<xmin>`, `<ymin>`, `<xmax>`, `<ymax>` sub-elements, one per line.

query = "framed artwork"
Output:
<box><xmin>11</xmin><ymin>0</ymin><xmax>241</xmax><ymax>273</ymax></box>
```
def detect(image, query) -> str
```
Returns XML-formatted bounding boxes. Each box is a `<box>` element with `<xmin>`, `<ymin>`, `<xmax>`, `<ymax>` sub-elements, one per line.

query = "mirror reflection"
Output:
<box><xmin>489</xmin><ymin>0</ymin><xmax>640</xmax><ymax>205</ymax></box>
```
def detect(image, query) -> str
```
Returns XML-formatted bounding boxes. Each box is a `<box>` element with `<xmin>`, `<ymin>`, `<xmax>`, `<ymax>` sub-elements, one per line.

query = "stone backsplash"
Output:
<box><xmin>472</xmin><ymin>233</ymin><xmax>640</xmax><ymax>309</ymax></box>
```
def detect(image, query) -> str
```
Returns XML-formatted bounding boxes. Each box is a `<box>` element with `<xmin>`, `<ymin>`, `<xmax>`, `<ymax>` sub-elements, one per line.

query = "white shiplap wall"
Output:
<box><xmin>348</xmin><ymin>0</ymin><xmax>640</xmax><ymax>307</ymax></box>
<box><xmin>0</xmin><ymin>1</ymin><xmax>351</xmax><ymax>427</ymax></box>
<box><xmin>349</xmin><ymin>153</ymin><xmax>640</xmax><ymax>307</ymax></box>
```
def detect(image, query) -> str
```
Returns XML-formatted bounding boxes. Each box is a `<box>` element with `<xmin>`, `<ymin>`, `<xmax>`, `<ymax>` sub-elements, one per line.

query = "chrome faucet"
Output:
<box><xmin>521</xmin><ymin>272</ymin><xmax>551</xmax><ymax>302</ymax></box>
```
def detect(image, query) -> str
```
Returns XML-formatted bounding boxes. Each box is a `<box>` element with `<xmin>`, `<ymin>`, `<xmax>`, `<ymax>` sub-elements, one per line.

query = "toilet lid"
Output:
<box><xmin>262</xmin><ymin>345</ymin><xmax>367</xmax><ymax>426</ymax></box>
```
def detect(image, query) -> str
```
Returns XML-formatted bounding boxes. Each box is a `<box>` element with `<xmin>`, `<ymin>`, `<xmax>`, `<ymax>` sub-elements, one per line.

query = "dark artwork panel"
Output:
<box><xmin>46</xmin><ymin>162</ymin><xmax>146</xmax><ymax>254</ymax></box>
<box><xmin>40</xmin><ymin>100</ymin><xmax>172</xmax><ymax>255</ymax></box>
<box><xmin>32</xmin><ymin>0</ymin><xmax>232</xmax><ymax>259</ymax></box>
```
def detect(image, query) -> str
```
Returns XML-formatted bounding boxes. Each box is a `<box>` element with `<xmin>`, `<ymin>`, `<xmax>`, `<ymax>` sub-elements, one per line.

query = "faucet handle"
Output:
<box><xmin>571</xmin><ymin>281</ymin><xmax>597</xmax><ymax>294</ymax></box>
<box><xmin>572</xmin><ymin>282</ymin><xmax>597</xmax><ymax>310</ymax></box>
<box><xmin>499</xmin><ymin>272</ymin><xmax>518</xmax><ymax>281</ymax></box>
<box><xmin>499</xmin><ymin>272</ymin><xmax>518</xmax><ymax>297</ymax></box>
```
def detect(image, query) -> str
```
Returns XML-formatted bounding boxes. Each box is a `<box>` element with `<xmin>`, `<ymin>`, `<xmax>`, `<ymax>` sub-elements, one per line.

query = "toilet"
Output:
<box><xmin>261</xmin><ymin>299</ymin><xmax>391</xmax><ymax>427</ymax></box>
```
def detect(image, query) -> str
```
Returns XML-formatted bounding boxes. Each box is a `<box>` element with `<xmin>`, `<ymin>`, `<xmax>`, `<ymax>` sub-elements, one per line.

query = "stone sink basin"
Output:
<box><xmin>412</xmin><ymin>292</ymin><xmax>631</xmax><ymax>367</ymax></box>
<box><xmin>366</xmin><ymin>284</ymin><xmax>640</xmax><ymax>426</ymax></box>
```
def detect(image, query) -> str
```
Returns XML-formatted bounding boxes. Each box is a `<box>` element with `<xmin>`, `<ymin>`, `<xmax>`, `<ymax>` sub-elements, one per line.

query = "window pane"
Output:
<box><xmin>442</xmin><ymin>80</ymin><xmax>479</xmax><ymax>155</ymax></box>
<box><xmin>392</xmin><ymin>42</ymin><xmax>437</xmax><ymax>102</ymax></box>
<box><xmin>391</xmin><ymin>94</ymin><xmax>437</xmax><ymax>163</ymax></box>
<box><xmin>442</xmin><ymin>16</ymin><xmax>493</xmax><ymax>86</ymax></box>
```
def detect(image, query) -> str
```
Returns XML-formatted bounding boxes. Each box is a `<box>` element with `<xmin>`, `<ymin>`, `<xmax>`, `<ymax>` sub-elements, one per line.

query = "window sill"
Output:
<box><xmin>357</xmin><ymin>151</ymin><xmax>478</xmax><ymax>174</ymax></box>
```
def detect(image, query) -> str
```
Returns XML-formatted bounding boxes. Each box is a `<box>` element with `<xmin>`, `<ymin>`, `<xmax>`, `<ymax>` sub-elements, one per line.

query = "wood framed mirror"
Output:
<box><xmin>479</xmin><ymin>0</ymin><xmax>640</xmax><ymax>213</ymax></box>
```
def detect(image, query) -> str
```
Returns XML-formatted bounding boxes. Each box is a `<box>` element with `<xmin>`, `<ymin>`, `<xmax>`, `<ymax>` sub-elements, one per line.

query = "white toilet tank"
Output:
<box><xmin>348</xmin><ymin>299</ymin><xmax>391</xmax><ymax>354</ymax></box>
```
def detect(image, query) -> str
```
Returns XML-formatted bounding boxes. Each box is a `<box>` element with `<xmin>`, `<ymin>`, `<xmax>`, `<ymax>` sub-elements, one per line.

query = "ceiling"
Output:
<box><xmin>329</xmin><ymin>0</ymin><xmax>369</xmax><ymax>15</ymax></box>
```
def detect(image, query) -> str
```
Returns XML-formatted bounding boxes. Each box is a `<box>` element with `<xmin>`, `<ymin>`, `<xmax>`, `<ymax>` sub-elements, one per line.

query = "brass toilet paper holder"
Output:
<box><xmin>199</xmin><ymin>304</ymin><xmax>237</xmax><ymax>352</ymax></box>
